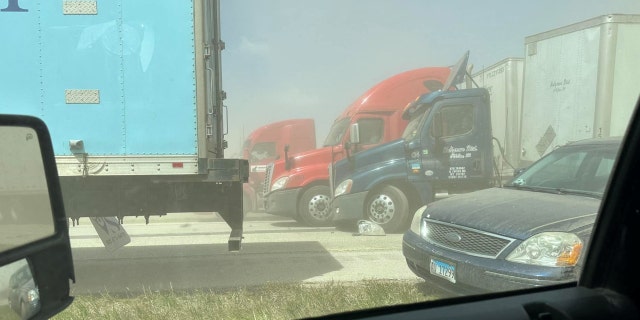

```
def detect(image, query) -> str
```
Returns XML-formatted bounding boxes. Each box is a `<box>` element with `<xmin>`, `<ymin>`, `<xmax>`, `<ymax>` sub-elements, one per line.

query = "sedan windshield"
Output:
<box><xmin>507</xmin><ymin>145</ymin><xmax>619</xmax><ymax>197</ymax></box>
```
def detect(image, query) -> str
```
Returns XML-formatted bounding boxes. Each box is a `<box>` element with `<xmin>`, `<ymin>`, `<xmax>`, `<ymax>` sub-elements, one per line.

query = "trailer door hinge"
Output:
<box><xmin>215</xmin><ymin>40</ymin><xmax>225</xmax><ymax>51</ymax></box>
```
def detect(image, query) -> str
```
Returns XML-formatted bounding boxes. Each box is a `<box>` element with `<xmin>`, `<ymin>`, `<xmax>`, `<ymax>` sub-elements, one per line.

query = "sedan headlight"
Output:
<box><xmin>409</xmin><ymin>205</ymin><xmax>427</xmax><ymax>235</ymax></box>
<box><xmin>506</xmin><ymin>232</ymin><xmax>583</xmax><ymax>267</ymax></box>
<box><xmin>334</xmin><ymin>179</ymin><xmax>353</xmax><ymax>197</ymax></box>
<box><xmin>27</xmin><ymin>288</ymin><xmax>39</xmax><ymax>302</ymax></box>
<box><xmin>270</xmin><ymin>176</ymin><xmax>289</xmax><ymax>192</ymax></box>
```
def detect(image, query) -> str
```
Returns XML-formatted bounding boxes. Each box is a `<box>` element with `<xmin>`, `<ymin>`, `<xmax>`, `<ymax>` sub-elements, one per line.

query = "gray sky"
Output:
<box><xmin>220</xmin><ymin>0</ymin><xmax>640</xmax><ymax>157</ymax></box>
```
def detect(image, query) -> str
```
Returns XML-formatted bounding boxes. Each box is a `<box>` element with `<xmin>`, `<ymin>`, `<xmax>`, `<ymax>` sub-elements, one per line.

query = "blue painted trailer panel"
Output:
<box><xmin>121</xmin><ymin>1</ymin><xmax>197</xmax><ymax>155</ymax></box>
<box><xmin>0</xmin><ymin>1</ymin><xmax>197</xmax><ymax>156</ymax></box>
<box><xmin>0</xmin><ymin>5</ymin><xmax>42</xmax><ymax>117</ymax></box>
<box><xmin>40</xmin><ymin>0</ymin><xmax>125</xmax><ymax>155</ymax></box>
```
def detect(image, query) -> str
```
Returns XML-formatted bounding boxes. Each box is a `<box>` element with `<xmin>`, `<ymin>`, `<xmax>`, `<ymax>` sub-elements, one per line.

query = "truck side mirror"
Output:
<box><xmin>284</xmin><ymin>144</ymin><xmax>292</xmax><ymax>170</ymax></box>
<box><xmin>0</xmin><ymin>115</ymin><xmax>75</xmax><ymax>320</ymax></box>
<box><xmin>349</xmin><ymin>123</ymin><xmax>360</xmax><ymax>145</ymax></box>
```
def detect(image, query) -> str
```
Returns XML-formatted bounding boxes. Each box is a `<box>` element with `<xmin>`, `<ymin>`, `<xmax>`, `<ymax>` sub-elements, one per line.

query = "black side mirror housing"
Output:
<box><xmin>0</xmin><ymin>115</ymin><xmax>75</xmax><ymax>320</ymax></box>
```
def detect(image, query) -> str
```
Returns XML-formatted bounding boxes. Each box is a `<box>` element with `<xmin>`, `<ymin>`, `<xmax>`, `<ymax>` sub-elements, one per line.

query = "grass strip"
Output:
<box><xmin>53</xmin><ymin>280</ymin><xmax>445</xmax><ymax>319</ymax></box>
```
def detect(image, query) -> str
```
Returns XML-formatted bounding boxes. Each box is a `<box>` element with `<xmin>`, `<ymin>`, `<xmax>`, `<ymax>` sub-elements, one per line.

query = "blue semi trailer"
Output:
<box><xmin>0</xmin><ymin>0</ymin><xmax>248</xmax><ymax>250</ymax></box>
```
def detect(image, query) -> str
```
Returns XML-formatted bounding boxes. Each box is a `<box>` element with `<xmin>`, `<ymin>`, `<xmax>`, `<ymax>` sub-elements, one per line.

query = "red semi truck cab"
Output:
<box><xmin>262</xmin><ymin>67</ymin><xmax>451</xmax><ymax>226</ymax></box>
<box><xmin>242</xmin><ymin>119</ymin><xmax>316</xmax><ymax>213</ymax></box>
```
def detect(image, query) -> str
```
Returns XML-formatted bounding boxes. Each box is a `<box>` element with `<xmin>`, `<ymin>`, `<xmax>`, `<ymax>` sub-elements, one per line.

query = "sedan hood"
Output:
<box><xmin>425</xmin><ymin>188</ymin><xmax>600</xmax><ymax>240</ymax></box>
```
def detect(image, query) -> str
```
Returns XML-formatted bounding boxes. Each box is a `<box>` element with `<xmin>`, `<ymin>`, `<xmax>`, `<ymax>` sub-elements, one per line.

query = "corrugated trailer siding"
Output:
<box><xmin>520</xmin><ymin>25</ymin><xmax>600</xmax><ymax>164</ymax></box>
<box><xmin>472</xmin><ymin>58</ymin><xmax>524</xmax><ymax>175</ymax></box>
<box><xmin>1</xmin><ymin>1</ymin><xmax>197</xmax><ymax>156</ymax></box>
<box><xmin>610</xmin><ymin>23</ymin><xmax>640</xmax><ymax>136</ymax></box>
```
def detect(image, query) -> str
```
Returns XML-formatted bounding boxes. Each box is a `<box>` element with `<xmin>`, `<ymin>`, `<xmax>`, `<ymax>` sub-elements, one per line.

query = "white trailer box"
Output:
<box><xmin>519</xmin><ymin>14</ymin><xmax>640</xmax><ymax>165</ymax></box>
<box><xmin>471</xmin><ymin>58</ymin><xmax>524</xmax><ymax>177</ymax></box>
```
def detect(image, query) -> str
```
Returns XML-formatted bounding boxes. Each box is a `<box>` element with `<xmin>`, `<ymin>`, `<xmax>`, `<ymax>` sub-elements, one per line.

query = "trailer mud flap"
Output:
<box><xmin>214</xmin><ymin>181</ymin><xmax>244</xmax><ymax>251</ymax></box>
<box><xmin>207</xmin><ymin>158</ymin><xmax>249</xmax><ymax>251</ymax></box>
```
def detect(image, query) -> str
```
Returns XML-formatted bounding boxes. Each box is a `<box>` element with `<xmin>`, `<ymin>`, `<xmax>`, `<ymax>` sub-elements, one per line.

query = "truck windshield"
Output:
<box><xmin>401</xmin><ymin>106</ymin><xmax>431</xmax><ymax>141</ymax></box>
<box><xmin>323</xmin><ymin>118</ymin><xmax>351</xmax><ymax>147</ymax></box>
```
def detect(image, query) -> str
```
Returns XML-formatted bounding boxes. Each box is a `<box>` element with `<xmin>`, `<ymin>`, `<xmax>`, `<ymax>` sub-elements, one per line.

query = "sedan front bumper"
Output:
<box><xmin>402</xmin><ymin>231</ymin><xmax>577</xmax><ymax>295</ymax></box>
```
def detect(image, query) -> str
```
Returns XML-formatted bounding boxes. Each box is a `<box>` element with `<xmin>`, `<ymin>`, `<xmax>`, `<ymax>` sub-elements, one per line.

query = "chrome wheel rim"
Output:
<box><xmin>368</xmin><ymin>193</ymin><xmax>395</xmax><ymax>224</ymax></box>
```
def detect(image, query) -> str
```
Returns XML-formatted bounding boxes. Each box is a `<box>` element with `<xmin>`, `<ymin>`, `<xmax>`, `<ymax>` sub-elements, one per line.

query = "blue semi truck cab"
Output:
<box><xmin>330</xmin><ymin>53</ymin><xmax>497</xmax><ymax>232</ymax></box>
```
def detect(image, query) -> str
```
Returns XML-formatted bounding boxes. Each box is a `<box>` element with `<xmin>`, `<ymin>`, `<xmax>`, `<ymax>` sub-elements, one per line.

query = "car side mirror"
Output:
<box><xmin>0</xmin><ymin>115</ymin><xmax>75</xmax><ymax>320</ymax></box>
<box><xmin>514</xmin><ymin>167</ymin><xmax>528</xmax><ymax>177</ymax></box>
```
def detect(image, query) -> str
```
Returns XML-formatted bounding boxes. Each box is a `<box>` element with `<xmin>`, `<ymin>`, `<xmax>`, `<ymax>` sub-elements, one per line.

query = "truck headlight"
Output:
<box><xmin>334</xmin><ymin>179</ymin><xmax>353</xmax><ymax>197</ymax></box>
<box><xmin>270</xmin><ymin>176</ymin><xmax>289</xmax><ymax>192</ymax></box>
<box><xmin>410</xmin><ymin>205</ymin><xmax>427</xmax><ymax>236</ymax></box>
<box><xmin>506</xmin><ymin>232</ymin><xmax>583</xmax><ymax>267</ymax></box>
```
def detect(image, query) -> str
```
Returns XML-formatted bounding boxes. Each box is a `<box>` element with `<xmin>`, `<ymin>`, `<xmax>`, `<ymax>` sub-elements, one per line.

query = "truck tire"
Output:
<box><xmin>365</xmin><ymin>185</ymin><xmax>409</xmax><ymax>233</ymax></box>
<box><xmin>298</xmin><ymin>185</ymin><xmax>333</xmax><ymax>227</ymax></box>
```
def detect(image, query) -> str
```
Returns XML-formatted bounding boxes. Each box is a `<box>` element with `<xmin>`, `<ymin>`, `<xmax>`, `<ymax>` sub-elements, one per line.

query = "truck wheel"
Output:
<box><xmin>298</xmin><ymin>185</ymin><xmax>333</xmax><ymax>227</ymax></box>
<box><xmin>365</xmin><ymin>185</ymin><xmax>409</xmax><ymax>233</ymax></box>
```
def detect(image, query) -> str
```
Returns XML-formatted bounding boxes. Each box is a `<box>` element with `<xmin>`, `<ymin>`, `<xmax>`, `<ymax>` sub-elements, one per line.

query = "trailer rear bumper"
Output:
<box><xmin>59</xmin><ymin>158</ymin><xmax>249</xmax><ymax>251</ymax></box>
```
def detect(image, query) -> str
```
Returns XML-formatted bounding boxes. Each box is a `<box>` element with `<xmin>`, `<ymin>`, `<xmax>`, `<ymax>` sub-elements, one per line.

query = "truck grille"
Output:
<box><xmin>423</xmin><ymin>219</ymin><xmax>515</xmax><ymax>258</ymax></box>
<box><xmin>263</xmin><ymin>163</ymin><xmax>274</xmax><ymax>194</ymax></box>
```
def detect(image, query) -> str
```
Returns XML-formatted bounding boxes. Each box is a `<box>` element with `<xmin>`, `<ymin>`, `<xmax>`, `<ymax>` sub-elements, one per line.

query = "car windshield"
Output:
<box><xmin>322</xmin><ymin>117</ymin><xmax>351</xmax><ymax>147</ymax></box>
<box><xmin>506</xmin><ymin>144</ymin><xmax>619</xmax><ymax>198</ymax></box>
<box><xmin>2</xmin><ymin>0</ymin><xmax>640</xmax><ymax>319</ymax></box>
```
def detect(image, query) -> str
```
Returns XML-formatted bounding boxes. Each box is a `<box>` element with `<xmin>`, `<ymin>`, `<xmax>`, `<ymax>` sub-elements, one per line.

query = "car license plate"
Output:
<box><xmin>430</xmin><ymin>258</ymin><xmax>456</xmax><ymax>283</ymax></box>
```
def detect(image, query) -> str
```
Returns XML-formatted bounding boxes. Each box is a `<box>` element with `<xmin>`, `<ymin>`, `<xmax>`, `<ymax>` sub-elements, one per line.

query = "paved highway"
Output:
<box><xmin>68</xmin><ymin>212</ymin><xmax>422</xmax><ymax>295</ymax></box>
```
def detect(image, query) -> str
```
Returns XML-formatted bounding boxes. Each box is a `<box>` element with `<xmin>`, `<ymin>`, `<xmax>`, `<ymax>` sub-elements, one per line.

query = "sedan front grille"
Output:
<box><xmin>424</xmin><ymin>219</ymin><xmax>515</xmax><ymax>258</ymax></box>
